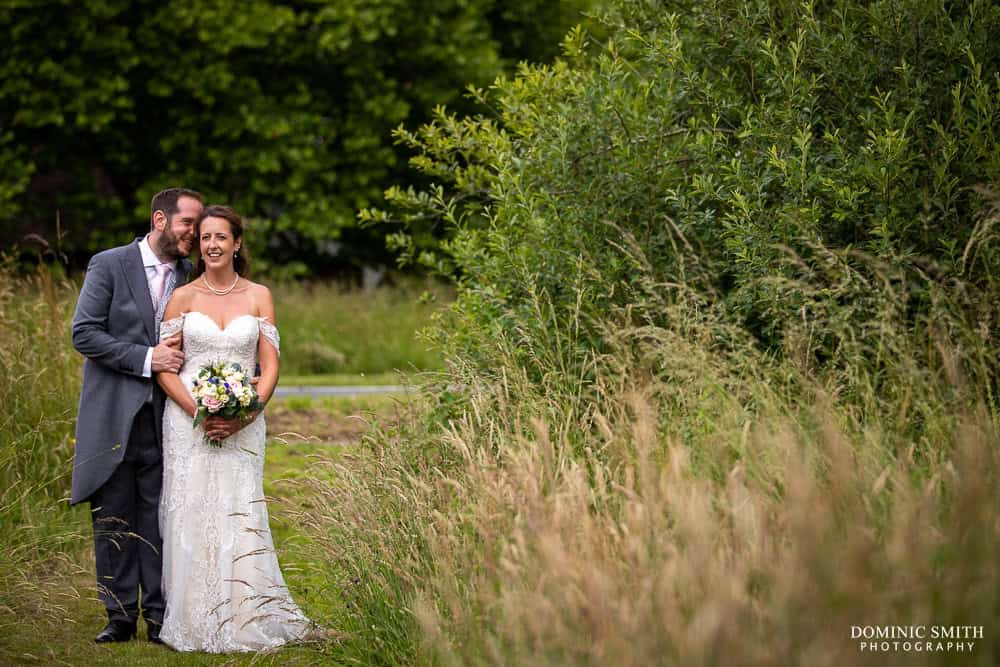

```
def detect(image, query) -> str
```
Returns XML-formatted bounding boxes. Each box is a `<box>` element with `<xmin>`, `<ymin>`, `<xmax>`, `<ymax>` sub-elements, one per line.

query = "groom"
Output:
<box><xmin>70</xmin><ymin>187</ymin><xmax>204</xmax><ymax>644</ymax></box>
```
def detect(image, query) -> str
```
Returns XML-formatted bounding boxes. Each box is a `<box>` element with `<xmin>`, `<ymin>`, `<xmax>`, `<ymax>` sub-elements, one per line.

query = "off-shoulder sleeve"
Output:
<box><xmin>159</xmin><ymin>314</ymin><xmax>185</xmax><ymax>342</ymax></box>
<box><xmin>257</xmin><ymin>317</ymin><xmax>280</xmax><ymax>356</ymax></box>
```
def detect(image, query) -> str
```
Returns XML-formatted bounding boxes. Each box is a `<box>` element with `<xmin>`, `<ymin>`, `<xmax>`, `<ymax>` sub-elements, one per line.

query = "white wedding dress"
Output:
<box><xmin>157</xmin><ymin>311</ymin><xmax>310</xmax><ymax>652</ymax></box>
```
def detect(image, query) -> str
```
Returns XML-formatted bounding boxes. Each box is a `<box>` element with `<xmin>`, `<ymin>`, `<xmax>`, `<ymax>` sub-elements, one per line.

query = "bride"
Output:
<box><xmin>155</xmin><ymin>205</ymin><xmax>310</xmax><ymax>652</ymax></box>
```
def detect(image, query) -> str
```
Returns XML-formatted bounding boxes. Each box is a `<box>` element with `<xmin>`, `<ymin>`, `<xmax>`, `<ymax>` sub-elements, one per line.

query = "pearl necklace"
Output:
<box><xmin>202</xmin><ymin>272</ymin><xmax>240</xmax><ymax>296</ymax></box>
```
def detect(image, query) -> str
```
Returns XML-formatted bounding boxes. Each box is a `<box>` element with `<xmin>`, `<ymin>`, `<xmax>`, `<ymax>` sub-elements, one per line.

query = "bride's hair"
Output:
<box><xmin>192</xmin><ymin>205</ymin><xmax>252</xmax><ymax>279</ymax></box>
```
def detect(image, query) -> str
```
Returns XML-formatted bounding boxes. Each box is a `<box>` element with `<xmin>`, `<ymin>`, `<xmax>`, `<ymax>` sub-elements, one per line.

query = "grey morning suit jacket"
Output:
<box><xmin>69</xmin><ymin>239</ymin><xmax>191</xmax><ymax>505</ymax></box>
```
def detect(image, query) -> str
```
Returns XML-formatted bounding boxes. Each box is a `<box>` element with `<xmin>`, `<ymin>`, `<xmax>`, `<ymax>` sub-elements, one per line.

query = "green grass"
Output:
<box><xmin>271</xmin><ymin>392</ymin><xmax>408</xmax><ymax>414</ymax></box>
<box><xmin>266</xmin><ymin>393</ymin><xmax>415</xmax><ymax>454</ymax></box>
<box><xmin>4</xmin><ymin>595</ymin><xmax>330</xmax><ymax>666</ymax></box>
<box><xmin>21</xmin><ymin>255</ymin><xmax>1000</xmax><ymax>666</ymax></box>
<box><xmin>279</xmin><ymin>371</ymin><xmax>406</xmax><ymax>387</ymax></box>
<box><xmin>275</xmin><ymin>279</ymin><xmax>451</xmax><ymax>376</ymax></box>
<box><xmin>1</xmin><ymin>439</ymin><xmax>346</xmax><ymax>665</ymax></box>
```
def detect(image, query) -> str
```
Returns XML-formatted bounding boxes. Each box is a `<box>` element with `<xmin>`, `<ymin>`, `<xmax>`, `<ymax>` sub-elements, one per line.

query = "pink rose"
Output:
<box><xmin>202</xmin><ymin>396</ymin><xmax>224</xmax><ymax>413</ymax></box>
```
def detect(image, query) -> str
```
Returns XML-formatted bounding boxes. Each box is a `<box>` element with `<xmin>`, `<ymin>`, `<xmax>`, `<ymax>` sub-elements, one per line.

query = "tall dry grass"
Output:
<box><xmin>0</xmin><ymin>265</ymin><xmax>89</xmax><ymax>641</ymax></box>
<box><xmin>294</xmin><ymin>230</ymin><xmax>999</xmax><ymax>665</ymax></box>
<box><xmin>299</xmin><ymin>358</ymin><xmax>999</xmax><ymax>665</ymax></box>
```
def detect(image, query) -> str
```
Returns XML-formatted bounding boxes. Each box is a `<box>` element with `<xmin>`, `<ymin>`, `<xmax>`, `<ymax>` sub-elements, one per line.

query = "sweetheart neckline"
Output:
<box><xmin>183</xmin><ymin>311</ymin><xmax>258</xmax><ymax>332</ymax></box>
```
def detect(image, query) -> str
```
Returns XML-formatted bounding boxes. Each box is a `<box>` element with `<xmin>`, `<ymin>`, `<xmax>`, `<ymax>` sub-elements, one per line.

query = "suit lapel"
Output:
<box><xmin>122</xmin><ymin>239</ymin><xmax>156</xmax><ymax>343</ymax></box>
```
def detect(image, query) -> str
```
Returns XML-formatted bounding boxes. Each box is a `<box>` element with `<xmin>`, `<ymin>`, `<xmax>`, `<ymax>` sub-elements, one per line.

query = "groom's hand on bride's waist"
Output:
<box><xmin>151</xmin><ymin>336</ymin><xmax>184</xmax><ymax>374</ymax></box>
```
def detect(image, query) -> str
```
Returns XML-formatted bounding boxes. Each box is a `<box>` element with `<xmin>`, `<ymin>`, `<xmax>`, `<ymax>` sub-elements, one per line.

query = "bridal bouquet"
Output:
<box><xmin>191</xmin><ymin>361</ymin><xmax>262</xmax><ymax>447</ymax></box>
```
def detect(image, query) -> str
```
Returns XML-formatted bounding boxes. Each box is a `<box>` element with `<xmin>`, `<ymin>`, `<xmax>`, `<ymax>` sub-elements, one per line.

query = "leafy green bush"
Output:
<box><xmin>379</xmin><ymin>0</ymin><xmax>1000</xmax><ymax>426</ymax></box>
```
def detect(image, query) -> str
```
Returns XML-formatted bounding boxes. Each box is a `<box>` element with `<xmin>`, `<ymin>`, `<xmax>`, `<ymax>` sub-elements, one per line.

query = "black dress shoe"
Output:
<box><xmin>94</xmin><ymin>620</ymin><xmax>137</xmax><ymax>643</ymax></box>
<box><xmin>147</xmin><ymin>621</ymin><xmax>164</xmax><ymax>644</ymax></box>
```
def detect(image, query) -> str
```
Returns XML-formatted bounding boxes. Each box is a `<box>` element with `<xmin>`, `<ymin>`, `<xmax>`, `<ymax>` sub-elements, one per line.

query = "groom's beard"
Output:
<box><xmin>157</xmin><ymin>225</ymin><xmax>193</xmax><ymax>261</ymax></box>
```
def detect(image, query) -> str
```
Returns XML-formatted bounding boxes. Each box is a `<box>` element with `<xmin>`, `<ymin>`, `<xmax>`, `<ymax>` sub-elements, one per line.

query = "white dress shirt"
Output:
<box><xmin>139</xmin><ymin>235</ymin><xmax>173</xmax><ymax>378</ymax></box>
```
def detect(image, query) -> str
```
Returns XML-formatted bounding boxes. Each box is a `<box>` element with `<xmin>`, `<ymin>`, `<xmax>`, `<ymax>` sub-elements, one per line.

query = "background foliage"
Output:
<box><xmin>0</xmin><ymin>0</ymin><xmax>593</xmax><ymax>276</ymax></box>
<box><xmin>382</xmin><ymin>0</ymin><xmax>1000</xmax><ymax>395</ymax></box>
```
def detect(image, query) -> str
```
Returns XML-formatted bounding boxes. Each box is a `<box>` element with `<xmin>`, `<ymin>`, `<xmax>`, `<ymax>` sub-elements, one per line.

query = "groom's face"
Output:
<box><xmin>158</xmin><ymin>196</ymin><xmax>203</xmax><ymax>260</ymax></box>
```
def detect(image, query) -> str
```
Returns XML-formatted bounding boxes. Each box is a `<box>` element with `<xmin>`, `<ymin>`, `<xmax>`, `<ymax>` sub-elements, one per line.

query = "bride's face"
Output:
<box><xmin>199</xmin><ymin>216</ymin><xmax>241</xmax><ymax>270</ymax></box>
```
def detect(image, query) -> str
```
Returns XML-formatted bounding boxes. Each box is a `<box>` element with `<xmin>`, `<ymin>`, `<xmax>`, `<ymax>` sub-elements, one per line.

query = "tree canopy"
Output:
<box><xmin>0</xmin><ymin>0</ymin><xmax>593</xmax><ymax>275</ymax></box>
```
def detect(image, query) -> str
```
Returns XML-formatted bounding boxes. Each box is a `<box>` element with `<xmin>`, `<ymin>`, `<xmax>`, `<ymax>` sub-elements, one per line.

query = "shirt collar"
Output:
<box><xmin>139</xmin><ymin>235</ymin><xmax>170</xmax><ymax>268</ymax></box>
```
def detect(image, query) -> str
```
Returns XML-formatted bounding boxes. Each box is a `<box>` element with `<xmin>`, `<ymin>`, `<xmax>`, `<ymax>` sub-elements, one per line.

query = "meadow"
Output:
<box><xmin>275</xmin><ymin>279</ymin><xmax>449</xmax><ymax>377</ymax></box>
<box><xmin>6</xmin><ymin>254</ymin><xmax>996</xmax><ymax>666</ymax></box>
<box><xmin>0</xmin><ymin>267</ymin><xmax>441</xmax><ymax>664</ymax></box>
<box><xmin>289</xmin><ymin>2</ymin><xmax>1000</xmax><ymax>664</ymax></box>
<box><xmin>290</xmin><ymin>273</ymin><xmax>1000</xmax><ymax>666</ymax></box>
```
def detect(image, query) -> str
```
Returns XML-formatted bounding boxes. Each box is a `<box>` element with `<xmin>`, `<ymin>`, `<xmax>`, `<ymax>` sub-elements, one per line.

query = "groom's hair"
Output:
<box><xmin>150</xmin><ymin>187</ymin><xmax>205</xmax><ymax>227</ymax></box>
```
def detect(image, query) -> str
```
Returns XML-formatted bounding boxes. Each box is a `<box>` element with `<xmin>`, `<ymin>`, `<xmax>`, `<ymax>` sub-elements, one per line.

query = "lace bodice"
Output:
<box><xmin>160</xmin><ymin>312</ymin><xmax>279</xmax><ymax>384</ymax></box>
